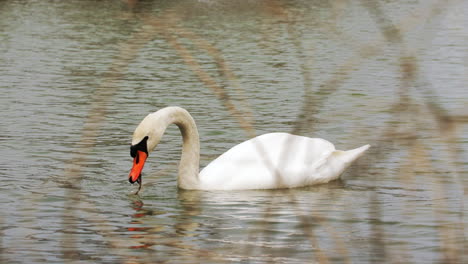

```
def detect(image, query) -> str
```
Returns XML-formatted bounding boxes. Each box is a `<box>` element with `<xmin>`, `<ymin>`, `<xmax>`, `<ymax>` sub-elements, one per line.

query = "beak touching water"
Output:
<box><xmin>129</xmin><ymin>150</ymin><xmax>148</xmax><ymax>184</ymax></box>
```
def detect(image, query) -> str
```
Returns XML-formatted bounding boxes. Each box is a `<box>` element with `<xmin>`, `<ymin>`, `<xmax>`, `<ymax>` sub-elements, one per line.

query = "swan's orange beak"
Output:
<box><xmin>129</xmin><ymin>150</ymin><xmax>147</xmax><ymax>184</ymax></box>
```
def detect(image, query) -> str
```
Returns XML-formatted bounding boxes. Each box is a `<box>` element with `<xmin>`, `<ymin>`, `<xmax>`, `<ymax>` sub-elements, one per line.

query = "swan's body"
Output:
<box><xmin>129</xmin><ymin>106</ymin><xmax>369</xmax><ymax>191</ymax></box>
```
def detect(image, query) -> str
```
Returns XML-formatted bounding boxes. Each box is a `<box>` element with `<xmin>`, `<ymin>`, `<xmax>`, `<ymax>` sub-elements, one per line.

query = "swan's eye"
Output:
<box><xmin>130</xmin><ymin>136</ymin><xmax>149</xmax><ymax>158</ymax></box>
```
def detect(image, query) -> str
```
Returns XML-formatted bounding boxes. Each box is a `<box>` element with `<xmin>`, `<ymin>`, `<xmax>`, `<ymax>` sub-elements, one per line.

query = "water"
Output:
<box><xmin>1</xmin><ymin>0</ymin><xmax>467</xmax><ymax>263</ymax></box>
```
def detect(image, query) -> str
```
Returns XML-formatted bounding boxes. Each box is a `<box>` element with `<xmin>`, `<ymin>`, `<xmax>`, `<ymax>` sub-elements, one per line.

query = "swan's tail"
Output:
<box><xmin>313</xmin><ymin>144</ymin><xmax>370</xmax><ymax>182</ymax></box>
<box><xmin>340</xmin><ymin>144</ymin><xmax>370</xmax><ymax>164</ymax></box>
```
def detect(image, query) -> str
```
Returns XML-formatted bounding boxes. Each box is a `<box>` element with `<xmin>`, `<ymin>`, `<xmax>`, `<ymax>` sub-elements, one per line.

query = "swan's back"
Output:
<box><xmin>199</xmin><ymin>133</ymin><xmax>340</xmax><ymax>190</ymax></box>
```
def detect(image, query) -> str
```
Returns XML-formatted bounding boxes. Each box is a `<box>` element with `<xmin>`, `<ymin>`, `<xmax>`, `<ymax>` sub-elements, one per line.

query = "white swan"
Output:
<box><xmin>128</xmin><ymin>106</ymin><xmax>370</xmax><ymax>192</ymax></box>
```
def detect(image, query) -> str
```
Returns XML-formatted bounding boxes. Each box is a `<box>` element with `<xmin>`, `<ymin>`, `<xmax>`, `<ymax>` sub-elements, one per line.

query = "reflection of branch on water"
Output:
<box><xmin>50</xmin><ymin>0</ymin><xmax>468</xmax><ymax>263</ymax></box>
<box><xmin>161</xmin><ymin>28</ymin><xmax>255</xmax><ymax>136</ymax></box>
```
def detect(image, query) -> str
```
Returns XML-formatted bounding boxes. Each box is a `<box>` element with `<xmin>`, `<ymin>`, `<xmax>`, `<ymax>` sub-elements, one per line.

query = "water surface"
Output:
<box><xmin>1</xmin><ymin>0</ymin><xmax>467</xmax><ymax>263</ymax></box>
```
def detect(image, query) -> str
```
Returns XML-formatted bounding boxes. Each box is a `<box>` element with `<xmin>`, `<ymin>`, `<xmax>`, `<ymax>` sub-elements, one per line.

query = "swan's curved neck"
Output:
<box><xmin>146</xmin><ymin>107</ymin><xmax>200</xmax><ymax>189</ymax></box>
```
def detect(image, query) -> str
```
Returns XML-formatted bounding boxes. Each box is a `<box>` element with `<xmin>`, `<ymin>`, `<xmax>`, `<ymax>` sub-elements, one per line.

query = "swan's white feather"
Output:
<box><xmin>198</xmin><ymin>133</ymin><xmax>367</xmax><ymax>190</ymax></box>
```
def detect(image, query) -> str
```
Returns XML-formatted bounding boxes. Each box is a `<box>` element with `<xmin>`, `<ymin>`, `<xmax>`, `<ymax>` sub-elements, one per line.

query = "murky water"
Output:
<box><xmin>1</xmin><ymin>0</ymin><xmax>467</xmax><ymax>263</ymax></box>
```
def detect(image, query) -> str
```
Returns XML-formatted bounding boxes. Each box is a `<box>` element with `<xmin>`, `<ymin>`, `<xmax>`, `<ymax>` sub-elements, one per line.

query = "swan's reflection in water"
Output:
<box><xmin>126</xmin><ymin>189</ymin><xmax>218</xmax><ymax>261</ymax></box>
<box><xmin>127</xmin><ymin>199</ymin><xmax>159</xmax><ymax>249</ymax></box>
<box><xmin>125</xmin><ymin>180</ymin><xmax>352</xmax><ymax>262</ymax></box>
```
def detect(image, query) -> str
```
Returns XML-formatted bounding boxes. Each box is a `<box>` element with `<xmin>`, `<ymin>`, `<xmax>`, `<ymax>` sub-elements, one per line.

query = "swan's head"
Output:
<box><xmin>128</xmin><ymin>113</ymin><xmax>165</xmax><ymax>184</ymax></box>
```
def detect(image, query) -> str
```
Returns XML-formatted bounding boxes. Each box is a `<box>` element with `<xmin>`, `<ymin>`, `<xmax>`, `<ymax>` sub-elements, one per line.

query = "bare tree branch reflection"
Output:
<box><xmin>35</xmin><ymin>0</ymin><xmax>468</xmax><ymax>263</ymax></box>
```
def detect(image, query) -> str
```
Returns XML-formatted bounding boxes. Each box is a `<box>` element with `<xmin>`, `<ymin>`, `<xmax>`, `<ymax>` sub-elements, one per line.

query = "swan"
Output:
<box><xmin>128</xmin><ymin>106</ymin><xmax>370</xmax><ymax>193</ymax></box>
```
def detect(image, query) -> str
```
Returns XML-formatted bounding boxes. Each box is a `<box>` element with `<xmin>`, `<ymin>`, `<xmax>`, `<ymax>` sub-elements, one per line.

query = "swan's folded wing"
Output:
<box><xmin>198</xmin><ymin>133</ymin><xmax>337</xmax><ymax>190</ymax></box>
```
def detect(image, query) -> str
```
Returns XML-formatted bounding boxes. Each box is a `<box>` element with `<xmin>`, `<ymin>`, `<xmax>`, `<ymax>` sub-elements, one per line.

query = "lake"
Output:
<box><xmin>1</xmin><ymin>0</ymin><xmax>467</xmax><ymax>263</ymax></box>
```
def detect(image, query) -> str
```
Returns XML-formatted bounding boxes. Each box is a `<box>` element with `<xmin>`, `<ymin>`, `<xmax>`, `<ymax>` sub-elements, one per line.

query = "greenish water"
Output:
<box><xmin>1</xmin><ymin>0</ymin><xmax>466</xmax><ymax>263</ymax></box>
